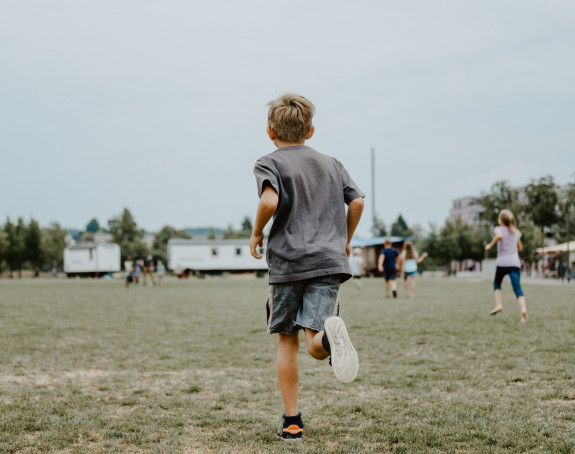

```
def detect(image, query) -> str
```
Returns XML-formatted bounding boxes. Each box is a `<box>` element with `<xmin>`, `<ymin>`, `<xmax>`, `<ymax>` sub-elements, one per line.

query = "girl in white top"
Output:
<box><xmin>485</xmin><ymin>209</ymin><xmax>528</xmax><ymax>323</ymax></box>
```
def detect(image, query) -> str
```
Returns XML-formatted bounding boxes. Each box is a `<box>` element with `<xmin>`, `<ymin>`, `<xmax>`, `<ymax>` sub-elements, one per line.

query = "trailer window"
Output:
<box><xmin>235</xmin><ymin>248</ymin><xmax>242</xmax><ymax>256</ymax></box>
<box><xmin>89</xmin><ymin>249</ymin><xmax>93</xmax><ymax>260</ymax></box>
<box><xmin>211</xmin><ymin>248</ymin><xmax>218</xmax><ymax>256</ymax></box>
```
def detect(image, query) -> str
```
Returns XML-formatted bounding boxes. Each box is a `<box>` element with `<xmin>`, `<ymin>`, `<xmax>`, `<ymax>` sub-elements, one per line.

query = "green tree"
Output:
<box><xmin>224</xmin><ymin>216</ymin><xmax>253</xmax><ymax>239</ymax></box>
<box><xmin>108</xmin><ymin>208</ymin><xmax>146</xmax><ymax>261</ymax></box>
<box><xmin>518</xmin><ymin>219</ymin><xmax>543</xmax><ymax>270</ymax></box>
<box><xmin>42</xmin><ymin>223</ymin><xmax>68</xmax><ymax>270</ymax></box>
<box><xmin>86</xmin><ymin>218</ymin><xmax>100</xmax><ymax>233</ymax></box>
<box><xmin>525</xmin><ymin>175</ymin><xmax>559</xmax><ymax>248</ymax></box>
<box><xmin>479</xmin><ymin>181</ymin><xmax>520</xmax><ymax>225</ymax></box>
<box><xmin>207</xmin><ymin>229</ymin><xmax>216</xmax><ymax>240</ymax></box>
<box><xmin>223</xmin><ymin>223</ymin><xmax>239</xmax><ymax>239</ymax></box>
<box><xmin>555</xmin><ymin>174</ymin><xmax>575</xmax><ymax>244</ymax></box>
<box><xmin>152</xmin><ymin>225</ymin><xmax>191</xmax><ymax>264</ymax></box>
<box><xmin>422</xmin><ymin>219</ymin><xmax>484</xmax><ymax>272</ymax></box>
<box><xmin>4</xmin><ymin>218</ymin><xmax>26</xmax><ymax>278</ymax></box>
<box><xmin>0</xmin><ymin>228</ymin><xmax>8</xmax><ymax>275</ymax></box>
<box><xmin>372</xmin><ymin>215</ymin><xmax>387</xmax><ymax>237</ymax></box>
<box><xmin>241</xmin><ymin>216</ymin><xmax>253</xmax><ymax>238</ymax></box>
<box><xmin>419</xmin><ymin>223</ymin><xmax>448</xmax><ymax>269</ymax></box>
<box><xmin>391</xmin><ymin>214</ymin><xmax>412</xmax><ymax>237</ymax></box>
<box><xmin>26</xmin><ymin>219</ymin><xmax>43</xmax><ymax>274</ymax></box>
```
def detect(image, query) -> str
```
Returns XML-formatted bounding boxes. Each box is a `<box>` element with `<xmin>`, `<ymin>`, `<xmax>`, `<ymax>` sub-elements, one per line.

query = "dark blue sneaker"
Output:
<box><xmin>276</xmin><ymin>412</ymin><xmax>303</xmax><ymax>440</ymax></box>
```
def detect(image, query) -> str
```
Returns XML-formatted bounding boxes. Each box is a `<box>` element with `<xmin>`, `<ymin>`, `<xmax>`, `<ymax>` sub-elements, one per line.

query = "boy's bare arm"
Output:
<box><xmin>250</xmin><ymin>185</ymin><xmax>279</xmax><ymax>259</ymax></box>
<box><xmin>345</xmin><ymin>197</ymin><xmax>364</xmax><ymax>257</ymax></box>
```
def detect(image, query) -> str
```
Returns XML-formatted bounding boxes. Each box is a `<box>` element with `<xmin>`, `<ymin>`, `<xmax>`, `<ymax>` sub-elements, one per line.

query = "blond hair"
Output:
<box><xmin>267</xmin><ymin>93</ymin><xmax>315</xmax><ymax>143</ymax></box>
<box><xmin>404</xmin><ymin>241</ymin><xmax>415</xmax><ymax>260</ymax></box>
<box><xmin>499</xmin><ymin>209</ymin><xmax>519</xmax><ymax>234</ymax></box>
<box><xmin>384</xmin><ymin>238</ymin><xmax>392</xmax><ymax>247</ymax></box>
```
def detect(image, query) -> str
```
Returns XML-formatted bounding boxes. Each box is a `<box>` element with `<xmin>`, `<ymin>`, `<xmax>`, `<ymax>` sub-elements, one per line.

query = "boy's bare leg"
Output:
<box><xmin>490</xmin><ymin>290</ymin><xmax>503</xmax><ymax>315</ymax></box>
<box><xmin>304</xmin><ymin>328</ymin><xmax>329</xmax><ymax>360</ymax></box>
<box><xmin>518</xmin><ymin>296</ymin><xmax>528</xmax><ymax>323</ymax></box>
<box><xmin>277</xmin><ymin>333</ymin><xmax>300</xmax><ymax>416</ymax></box>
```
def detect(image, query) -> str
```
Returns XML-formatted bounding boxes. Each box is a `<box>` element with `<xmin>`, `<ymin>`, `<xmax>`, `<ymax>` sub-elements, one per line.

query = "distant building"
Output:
<box><xmin>449</xmin><ymin>196</ymin><xmax>485</xmax><ymax>227</ymax></box>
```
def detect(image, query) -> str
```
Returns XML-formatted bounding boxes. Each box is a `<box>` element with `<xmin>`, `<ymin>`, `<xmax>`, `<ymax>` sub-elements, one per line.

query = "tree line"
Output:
<box><xmin>0</xmin><ymin>219</ymin><xmax>67</xmax><ymax>278</ymax></box>
<box><xmin>2</xmin><ymin>174</ymin><xmax>573</xmax><ymax>277</ymax></box>
<box><xmin>0</xmin><ymin>208</ymin><xmax>254</xmax><ymax>278</ymax></box>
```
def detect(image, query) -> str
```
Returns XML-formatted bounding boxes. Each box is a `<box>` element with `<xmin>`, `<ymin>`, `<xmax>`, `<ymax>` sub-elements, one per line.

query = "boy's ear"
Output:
<box><xmin>267</xmin><ymin>126</ymin><xmax>276</xmax><ymax>141</ymax></box>
<box><xmin>306</xmin><ymin>126</ymin><xmax>315</xmax><ymax>140</ymax></box>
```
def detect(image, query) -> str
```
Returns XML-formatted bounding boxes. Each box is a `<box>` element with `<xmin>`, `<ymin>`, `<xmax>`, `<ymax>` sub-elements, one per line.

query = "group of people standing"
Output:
<box><xmin>124</xmin><ymin>252</ymin><xmax>165</xmax><ymax>289</ymax></box>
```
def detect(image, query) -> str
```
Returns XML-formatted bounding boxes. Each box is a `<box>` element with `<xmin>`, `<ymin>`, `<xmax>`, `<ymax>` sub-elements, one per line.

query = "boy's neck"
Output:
<box><xmin>274</xmin><ymin>139</ymin><xmax>306</xmax><ymax>149</ymax></box>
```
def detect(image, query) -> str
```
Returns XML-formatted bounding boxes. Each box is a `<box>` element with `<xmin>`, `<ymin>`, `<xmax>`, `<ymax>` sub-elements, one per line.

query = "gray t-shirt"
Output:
<box><xmin>253</xmin><ymin>145</ymin><xmax>364</xmax><ymax>284</ymax></box>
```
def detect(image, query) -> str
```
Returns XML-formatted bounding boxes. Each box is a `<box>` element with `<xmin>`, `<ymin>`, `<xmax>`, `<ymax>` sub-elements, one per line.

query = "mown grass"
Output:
<box><xmin>0</xmin><ymin>277</ymin><xmax>574</xmax><ymax>453</ymax></box>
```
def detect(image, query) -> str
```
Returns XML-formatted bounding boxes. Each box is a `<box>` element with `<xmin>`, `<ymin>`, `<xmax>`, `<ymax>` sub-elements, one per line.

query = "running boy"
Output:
<box><xmin>249</xmin><ymin>93</ymin><xmax>364</xmax><ymax>440</ymax></box>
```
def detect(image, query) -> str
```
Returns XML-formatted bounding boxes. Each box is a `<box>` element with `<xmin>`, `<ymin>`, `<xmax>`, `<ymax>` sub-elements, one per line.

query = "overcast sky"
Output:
<box><xmin>1</xmin><ymin>0</ymin><xmax>574</xmax><ymax>237</ymax></box>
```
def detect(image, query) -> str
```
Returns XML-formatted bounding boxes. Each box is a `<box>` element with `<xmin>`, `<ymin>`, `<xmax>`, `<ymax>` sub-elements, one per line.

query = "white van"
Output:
<box><xmin>64</xmin><ymin>243</ymin><xmax>121</xmax><ymax>277</ymax></box>
<box><xmin>167</xmin><ymin>239</ymin><xmax>268</xmax><ymax>277</ymax></box>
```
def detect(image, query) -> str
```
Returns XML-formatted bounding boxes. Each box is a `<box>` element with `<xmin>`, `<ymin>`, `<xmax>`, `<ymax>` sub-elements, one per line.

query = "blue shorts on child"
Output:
<box><xmin>266</xmin><ymin>274</ymin><xmax>340</xmax><ymax>334</ymax></box>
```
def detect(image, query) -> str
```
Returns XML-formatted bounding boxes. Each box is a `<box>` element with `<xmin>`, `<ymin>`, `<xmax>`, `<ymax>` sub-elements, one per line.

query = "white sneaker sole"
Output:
<box><xmin>324</xmin><ymin>316</ymin><xmax>358</xmax><ymax>383</ymax></box>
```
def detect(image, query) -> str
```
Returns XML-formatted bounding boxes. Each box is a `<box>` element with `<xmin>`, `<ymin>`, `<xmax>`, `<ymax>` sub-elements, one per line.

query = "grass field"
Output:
<box><xmin>1</xmin><ymin>276</ymin><xmax>574</xmax><ymax>453</ymax></box>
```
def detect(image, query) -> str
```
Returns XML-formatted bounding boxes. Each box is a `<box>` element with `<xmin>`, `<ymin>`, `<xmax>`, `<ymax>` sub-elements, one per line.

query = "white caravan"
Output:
<box><xmin>167</xmin><ymin>239</ymin><xmax>268</xmax><ymax>277</ymax></box>
<box><xmin>64</xmin><ymin>243</ymin><xmax>121</xmax><ymax>277</ymax></box>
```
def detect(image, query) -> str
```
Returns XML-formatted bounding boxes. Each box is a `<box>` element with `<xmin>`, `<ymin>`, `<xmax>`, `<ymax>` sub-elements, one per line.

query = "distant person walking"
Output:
<box><xmin>397</xmin><ymin>241</ymin><xmax>428</xmax><ymax>298</ymax></box>
<box><xmin>133</xmin><ymin>259</ymin><xmax>142</xmax><ymax>285</ymax></box>
<box><xmin>377</xmin><ymin>238</ymin><xmax>399</xmax><ymax>298</ymax></box>
<box><xmin>349</xmin><ymin>248</ymin><xmax>366</xmax><ymax>291</ymax></box>
<box><xmin>156</xmin><ymin>259</ymin><xmax>165</xmax><ymax>285</ymax></box>
<box><xmin>485</xmin><ymin>209</ymin><xmax>528</xmax><ymax>323</ymax></box>
<box><xmin>142</xmin><ymin>252</ymin><xmax>156</xmax><ymax>286</ymax></box>
<box><xmin>124</xmin><ymin>256</ymin><xmax>134</xmax><ymax>290</ymax></box>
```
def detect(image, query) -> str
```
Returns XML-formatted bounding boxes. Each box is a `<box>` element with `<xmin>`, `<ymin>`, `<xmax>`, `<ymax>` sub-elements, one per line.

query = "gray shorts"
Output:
<box><xmin>266</xmin><ymin>274</ymin><xmax>340</xmax><ymax>334</ymax></box>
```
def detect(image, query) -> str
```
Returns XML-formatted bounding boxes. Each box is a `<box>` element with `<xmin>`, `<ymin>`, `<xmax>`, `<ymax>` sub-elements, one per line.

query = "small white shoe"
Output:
<box><xmin>324</xmin><ymin>316</ymin><xmax>359</xmax><ymax>383</ymax></box>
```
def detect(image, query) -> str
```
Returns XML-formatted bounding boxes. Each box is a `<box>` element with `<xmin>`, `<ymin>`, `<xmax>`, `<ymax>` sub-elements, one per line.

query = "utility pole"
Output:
<box><xmin>371</xmin><ymin>147</ymin><xmax>376</xmax><ymax>234</ymax></box>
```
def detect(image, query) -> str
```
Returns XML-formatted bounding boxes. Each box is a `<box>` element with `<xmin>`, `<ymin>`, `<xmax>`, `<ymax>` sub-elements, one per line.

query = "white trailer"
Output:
<box><xmin>167</xmin><ymin>239</ymin><xmax>268</xmax><ymax>277</ymax></box>
<box><xmin>64</xmin><ymin>243</ymin><xmax>121</xmax><ymax>277</ymax></box>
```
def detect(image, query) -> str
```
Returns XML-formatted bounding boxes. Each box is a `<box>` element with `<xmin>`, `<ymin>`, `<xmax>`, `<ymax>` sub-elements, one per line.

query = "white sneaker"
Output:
<box><xmin>324</xmin><ymin>316</ymin><xmax>358</xmax><ymax>383</ymax></box>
